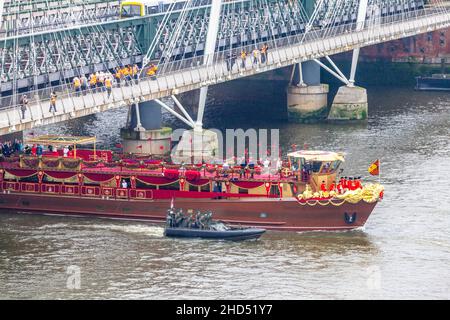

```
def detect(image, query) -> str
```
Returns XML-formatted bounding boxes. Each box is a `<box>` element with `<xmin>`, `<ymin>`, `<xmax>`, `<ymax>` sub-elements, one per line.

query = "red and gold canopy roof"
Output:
<box><xmin>25</xmin><ymin>135</ymin><xmax>96</xmax><ymax>146</ymax></box>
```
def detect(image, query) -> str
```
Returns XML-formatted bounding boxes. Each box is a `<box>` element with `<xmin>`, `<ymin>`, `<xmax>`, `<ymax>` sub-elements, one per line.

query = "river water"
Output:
<box><xmin>0</xmin><ymin>83</ymin><xmax>449</xmax><ymax>299</ymax></box>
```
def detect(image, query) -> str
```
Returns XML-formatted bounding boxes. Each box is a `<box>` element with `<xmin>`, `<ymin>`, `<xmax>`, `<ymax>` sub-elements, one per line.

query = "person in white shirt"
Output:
<box><xmin>263</xmin><ymin>158</ymin><xmax>270</xmax><ymax>174</ymax></box>
<box><xmin>63</xmin><ymin>146</ymin><xmax>69</xmax><ymax>157</ymax></box>
<box><xmin>121</xmin><ymin>180</ymin><xmax>128</xmax><ymax>189</ymax></box>
<box><xmin>276</xmin><ymin>158</ymin><xmax>282</xmax><ymax>170</ymax></box>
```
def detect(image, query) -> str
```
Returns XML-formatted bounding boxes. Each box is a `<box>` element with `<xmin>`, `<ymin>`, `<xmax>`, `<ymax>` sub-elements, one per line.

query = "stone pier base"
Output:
<box><xmin>287</xmin><ymin>84</ymin><xmax>329</xmax><ymax>122</ymax></box>
<box><xmin>328</xmin><ymin>86</ymin><xmax>368</xmax><ymax>121</ymax></box>
<box><xmin>120</xmin><ymin>127</ymin><xmax>172</xmax><ymax>156</ymax></box>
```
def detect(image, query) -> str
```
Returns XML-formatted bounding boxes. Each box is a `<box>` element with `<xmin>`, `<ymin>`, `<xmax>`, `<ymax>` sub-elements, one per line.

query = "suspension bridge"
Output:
<box><xmin>0</xmin><ymin>0</ymin><xmax>449</xmax><ymax>143</ymax></box>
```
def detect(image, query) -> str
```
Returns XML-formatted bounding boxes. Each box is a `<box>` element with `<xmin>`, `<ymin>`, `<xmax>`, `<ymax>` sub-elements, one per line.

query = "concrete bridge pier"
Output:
<box><xmin>328</xmin><ymin>85</ymin><xmax>368</xmax><ymax>121</ymax></box>
<box><xmin>328</xmin><ymin>0</ymin><xmax>369</xmax><ymax>122</ymax></box>
<box><xmin>287</xmin><ymin>61</ymin><xmax>329</xmax><ymax>122</ymax></box>
<box><xmin>120</xmin><ymin>100</ymin><xmax>172</xmax><ymax>155</ymax></box>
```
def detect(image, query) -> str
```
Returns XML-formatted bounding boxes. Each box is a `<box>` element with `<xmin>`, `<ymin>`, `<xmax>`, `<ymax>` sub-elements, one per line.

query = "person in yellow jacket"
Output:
<box><xmin>121</xmin><ymin>66</ymin><xmax>132</xmax><ymax>85</ymax></box>
<box><xmin>89</xmin><ymin>73</ymin><xmax>97</xmax><ymax>90</ymax></box>
<box><xmin>252</xmin><ymin>48</ymin><xmax>260</xmax><ymax>66</ymax></box>
<box><xmin>115</xmin><ymin>68</ymin><xmax>122</xmax><ymax>87</ymax></box>
<box><xmin>97</xmin><ymin>72</ymin><xmax>104</xmax><ymax>90</ymax></box>
<box><xmin>105</xmin><ymin>77</ymin><xmax>112</xmax><ymax>99</ymax></box>
<box><xmin>73</xmin><ymin>76</ymin><xmax>81</xmax><ymax>96</ymax></box>
<box><xmin>146</xmin><ymin>64</ymin><xmax>158</xmax><ymax>79</ymax></box>
<box><xmin>127</xmin><ymin>65</ymin><xmax>133</xmax><ymax>82</ymax></box>
<box><xmin>240</xmin><ymin>50</ymin><xmax>247</xmax><ymax>69</ymax></box>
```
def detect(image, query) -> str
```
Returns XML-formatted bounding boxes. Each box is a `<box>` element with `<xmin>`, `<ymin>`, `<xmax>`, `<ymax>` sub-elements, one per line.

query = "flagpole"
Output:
<box><xmin>378</xmin><ymin>159</ymin><xmax>381</xmax><ymax>184</ymax></box>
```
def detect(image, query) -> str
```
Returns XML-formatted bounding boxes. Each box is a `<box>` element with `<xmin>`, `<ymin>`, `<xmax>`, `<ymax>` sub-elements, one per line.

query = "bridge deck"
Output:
<box><xmin>0</xmin><ymin>10</ymin><xmax>449</xmax><ymax>135</ymax></box>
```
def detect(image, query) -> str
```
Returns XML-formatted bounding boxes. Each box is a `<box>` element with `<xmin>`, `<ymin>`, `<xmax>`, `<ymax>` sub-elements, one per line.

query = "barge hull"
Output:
<box><xmin>0</xmin><ymin>193</ymin><xmax>376</xmax><ymax>232</ymax></box>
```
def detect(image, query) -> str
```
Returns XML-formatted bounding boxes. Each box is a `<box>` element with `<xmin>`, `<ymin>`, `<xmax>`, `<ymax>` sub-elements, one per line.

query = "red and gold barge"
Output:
<box><xmin>0</xmin><ymin>136</ymin><xmax>383</xmax><ymax>232</ymax></box>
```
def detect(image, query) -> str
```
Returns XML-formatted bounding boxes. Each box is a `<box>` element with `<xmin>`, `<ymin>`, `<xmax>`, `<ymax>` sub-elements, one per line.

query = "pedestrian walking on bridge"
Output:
<box><xmin>133</xmin><ymin>64</ymin><xmax>139</xmax><ymax>83</ymax></box>
<box><xmin>240</xmin><ymin>50</ymin><xmax>247</xmax><ymax>69</ymax></box>
<box><xmin>20</xmin><ymin>94</ymin><xmax>28</xmax><ymax>120</ymax></box>
<box><xmin>89</xmin><ymin>73</ymin><xmax>97</xmax><ymax>91</ymax></box>
<box><xmin>260</xmin><ymin>44</ymin><xmax>268</xmax><ymax>64</ymax></box>
<box><xmin>73</xmin><ymin>76</ymin><xmax>81</xmax><ymax>96</ymax></box>
<box><xmin>105</xmin><ymin>77</ymin><xmax>113</xmax><ymax>99</ymax></box>
<box><xmin>80</xmin><ymin>75</ymin><xmax>88</xmax><ymax>95</ymax></box>
<box><xmin>252</xmin><ymin>48</ymin><xmax>260</xmax><ymax>66</ymax></box>
<box><xmin>49</xmin><ymin>92</ymin><xmax>57</xmax><ymax>113</ymax></box>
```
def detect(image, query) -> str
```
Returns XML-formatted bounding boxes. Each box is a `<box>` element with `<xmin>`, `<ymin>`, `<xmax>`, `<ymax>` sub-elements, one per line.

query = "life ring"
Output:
<box><xmin>280</xmin><ymin>167</ymin><xmax>292</xmax><ymax>178</ymax></box>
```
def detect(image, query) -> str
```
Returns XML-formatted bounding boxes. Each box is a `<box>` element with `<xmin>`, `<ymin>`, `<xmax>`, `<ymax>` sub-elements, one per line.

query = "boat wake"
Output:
<box><xmin>83</xmin><ymin>223</ymin><xmax>164</xmax><ymax>237</ymax></box>
<box><xmin>34</xmin><ymin>220</ymin><xmax>164</xmax><ymax>237</ymax></box>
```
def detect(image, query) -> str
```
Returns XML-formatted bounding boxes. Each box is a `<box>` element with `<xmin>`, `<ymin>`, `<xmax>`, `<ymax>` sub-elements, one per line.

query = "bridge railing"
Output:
<box><xmin>158</xmin><ymin>6</ymin><xmax>446</xmax><ymax>75</ymax></box>
<box><xmin>0</xmin><ymin>7</ymin><xmax>449</xmax><ymax>124</ymax></box>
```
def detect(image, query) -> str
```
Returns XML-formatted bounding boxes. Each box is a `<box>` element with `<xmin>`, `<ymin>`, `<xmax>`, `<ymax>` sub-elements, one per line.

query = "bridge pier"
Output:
<box><xmin>328</xmin><ymin>86</ymin><xmax>368</xmax><ymax>121</ymax></box>
<box><xmin>327</xmin><ymin>0</ymin><xmax>368</xmax><ymax>121</ymax></box>
<box><xmin>120</xmin><ymin>101</ymin><xmax>172</xmax><ymax>155</ymax></box>
<box><xmin>287</xmin><ymin>61</ymin><xmax>329</xmax><ymax>122</ymax></box>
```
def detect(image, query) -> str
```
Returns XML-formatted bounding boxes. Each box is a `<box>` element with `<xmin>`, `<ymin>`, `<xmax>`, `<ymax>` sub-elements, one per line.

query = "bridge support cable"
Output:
<box><xmin>298</xmin><ymin>62</ymin><xmax>306</xmax><ymax>87</ymax></box>
<box><xmin>133</xmin><ymin>102</ymin><xmax>145</xmax><ymax>132</ymax></box>
<box><xmin>153</xmin><ymin>0</ymin><xmax>212</xmax><ymax>77</ymax></box>
<box><xmin>349</xmin><ymin>0</ymin><xmax>369</xmax><ymax>87</ymax></box>
<box><xmin>157</xmin><ymin>1</ymin><xmax>195</xmax><ymax>75</ymax></box>
<box><xmin>41</xmin><ymin>0</ymin><xmax>87</xmax><ymax>115</ymax></box>
<box><xmin>11</xmin><ymin>0</ymin><xmax>93</xmax><ymax>119</ymax></box>
<box><xmin>261</xmin><ymin>0</ymin><xmax>286</xmax><ymax>67</ymax></box>
<box><xmin>154</xmin><ymin>98</ymin><xmax>195</xmax><ymax>129</ymax></box>
<box><xmin>26</xmin><ymin>0</ymin><xmax>40</xmax><ymax>121</ymax></box>
<box><xmin>141</xmin><ymin>2</ymin><xmax>178</xmax><ymax>71</ymax></box>
<box><xmin>0</xmin><ymin>1</ymin><xmax>4</xmax><ymax>35</ymax></box>
<box><xmin>321</xmin><ymin>0</ymin><xmax>345</xmax><ymax>39</ymax></box>
<box><xmin>171</xmin><ymin>95</ymin><xmax>196</xmax><ymax>127</ymax></box>
<box><xmin>60</xmin><ymin>0</ymin><xmax>144</xmax><ymax>116</ymax></box>
<box><xmin>301</xmin><ymin>0</ymin><xmax>325</xmax><ymax>43</ymax></box>
<box><xmin>289</xmin><ymin>64</ymin><xmax>297</xmax><ymax>86</ymax></box>
<box><xmin>325</xmin><ymin>56</ymin><xmax>349</xmax><ymax>84</ymax></box>
<box><xmin>313</xmin><ymin>58</ymin><xmax>349</xmax><ymax>86</ymax></box>
<box><xmin>196</xmin><ymin>0</ymin><xmax>223</xmax><ymax>132</ymax></box>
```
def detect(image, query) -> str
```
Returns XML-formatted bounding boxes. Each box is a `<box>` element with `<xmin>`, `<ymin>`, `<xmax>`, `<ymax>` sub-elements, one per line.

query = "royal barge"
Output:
<box><xmin>0</xmin><ymin>135</ymin><xmax>384</xmax><ymax>232</ymax></box>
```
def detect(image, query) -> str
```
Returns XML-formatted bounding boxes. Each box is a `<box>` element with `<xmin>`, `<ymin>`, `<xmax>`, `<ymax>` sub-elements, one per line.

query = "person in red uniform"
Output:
<box><xmin>337</xmin><ymin>178</ymin><xmax>344</xmax><ymax>193</ymax></box>
<box><xmin>348</xmin><ymin>177</ymin><xmax>355</xmax><ymax>191</ymax></box>
<box><xmin>329</xmin><ymin>181</ymin><xmax>336</xmax><ymax>192</ymax></box>
<box><xmin>351</xmin><ymin>177</ymin><xmax>359</xmax><ymax>190</ymax></box>
<box><xmin>320</xmin><ymin>181</ymin><xmax>327</xmax><ymax>192</ymax></box>
<box><xmin>67</xmin><ymin>146</ymin><xmax>74</xmax><ymax>158</ymax></box>
<box><xmin>341</xmin><ymin>177</ymin><xmax>347</xmax><ymax>189</ymax></box>
<box><xmin>31</xmin><ymin>144</ymin><xmax>37</xmax><ymax>156</ymax></box>
<box><xmin>354</xmin><ymin>177</ymin><xmax>362</xmax><ymax>189</ymax></box>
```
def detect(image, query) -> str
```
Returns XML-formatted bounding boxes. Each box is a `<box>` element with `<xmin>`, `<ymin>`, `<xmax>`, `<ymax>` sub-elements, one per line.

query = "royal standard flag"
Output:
<box><xmin>368</xmin><ymin>159</ymin><xmax>380</xmax><ymax>176</ymax></box>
